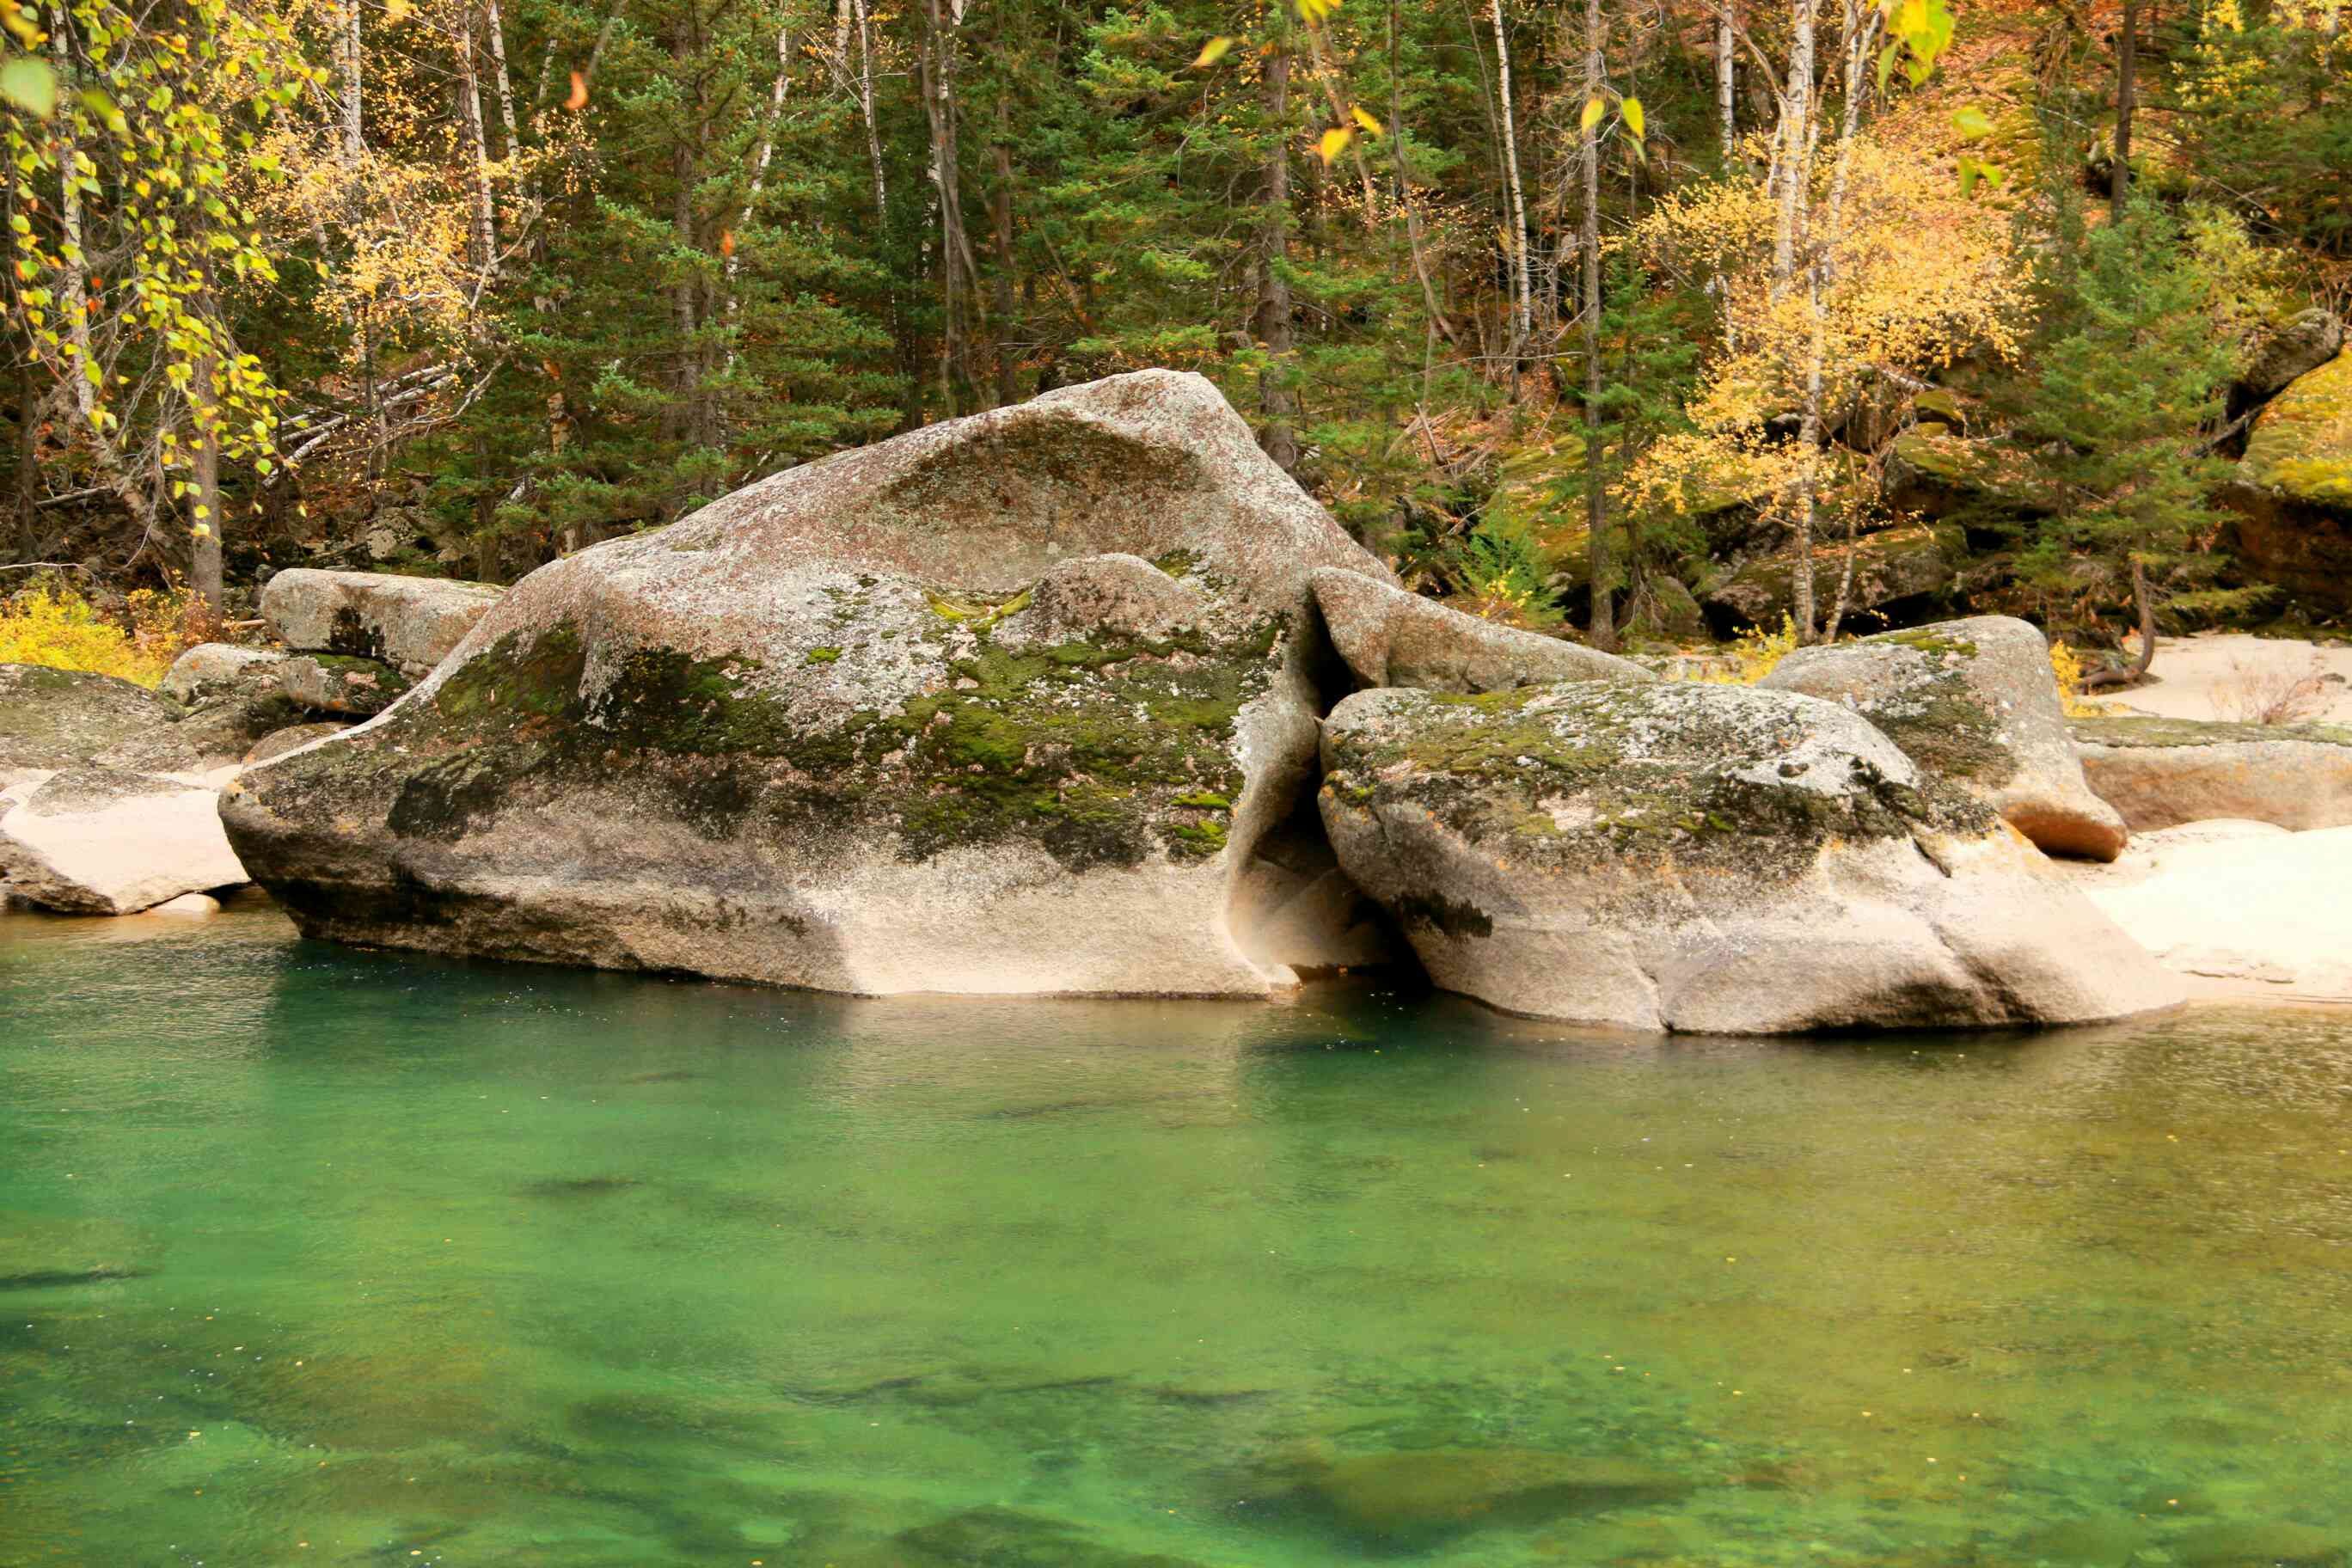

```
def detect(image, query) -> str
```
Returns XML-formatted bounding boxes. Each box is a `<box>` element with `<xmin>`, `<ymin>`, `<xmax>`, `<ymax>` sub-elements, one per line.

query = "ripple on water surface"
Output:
<box><xmin>2</xmin><ymin>899</ymin><xmax>2349</xmax><ymax>1567</ymax></box>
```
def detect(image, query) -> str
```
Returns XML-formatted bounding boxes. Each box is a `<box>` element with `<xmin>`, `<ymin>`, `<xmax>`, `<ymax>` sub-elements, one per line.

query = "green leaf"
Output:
<box><xmin>1621</xmin><ymin>96</ymin><xmax>1645</xmax><ymax>140</ymax></box>
<box><xmin>0</xmin><ymin>56</ymin><xmax>57</xmax><ymax>118</ymax></box>
<box><xmin>1951</xmin><ymin>105</ymin><xmax>1994</xmax><ymax>141</ymax></box>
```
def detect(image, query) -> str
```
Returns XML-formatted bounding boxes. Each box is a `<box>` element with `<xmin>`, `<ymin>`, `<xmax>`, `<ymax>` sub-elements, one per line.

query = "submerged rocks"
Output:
<box><xmin>1760</xmin><ymin>616</ymin><xmax>2128</xmax><ymax>861</ymax></box>
<box><xmin>1317</xmin><ymin>681</ymin><xmax>2179</xmax><ymax>1033</ymax></box>
<box><xmin>259</xmin><ymin>567</ymin><xmax>503</xmax><ymax>677</ymax></box>
<box><xmin>0</xmin><ymin>766</ymin><xmax>248</xmax><ymax>914</ymax></box>
<box><xmin>1308</xmin><ymin>567</ymin><xmax>1655</xmax><ymax>693</ymax></box>
<box><xmin>2071</xmin><ymin>716</ymin><xmax>2352</xmax><ymax>832</ymax></box>
<box><xmin>224</xmin><ymin>371</ymin><xmax>1394</xmax><ymax>998</ymax></box>
<box><xmin>1244</xmin><ymin>1446</ymin><xmax>1693</xmax><ymax>1540</ymax></box>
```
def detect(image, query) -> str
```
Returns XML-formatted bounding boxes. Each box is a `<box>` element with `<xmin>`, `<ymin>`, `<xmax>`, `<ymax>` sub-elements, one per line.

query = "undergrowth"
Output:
<box><xmin>0</xmin><ymin>577</ymin><xmax>208</xmax><ymax>689</ymax></box>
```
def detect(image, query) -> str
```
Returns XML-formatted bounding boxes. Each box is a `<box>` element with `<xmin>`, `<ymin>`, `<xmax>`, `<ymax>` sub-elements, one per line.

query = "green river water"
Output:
<box><xmin>3</xmin><ymin>897</ymin><xmax>2349</xmax><ymax>1568</ymax></box>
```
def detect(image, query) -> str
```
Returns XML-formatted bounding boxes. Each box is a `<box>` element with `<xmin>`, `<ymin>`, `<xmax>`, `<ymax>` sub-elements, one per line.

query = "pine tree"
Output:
<box><xmin>2001</xmin><ymin>201</ymin><xmax>2244</xmax><ymax>682</ymax></box>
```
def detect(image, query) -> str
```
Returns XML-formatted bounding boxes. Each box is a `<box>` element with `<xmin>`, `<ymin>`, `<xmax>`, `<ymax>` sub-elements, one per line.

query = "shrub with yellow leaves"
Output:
<box><xmin>0</xmin><ymin>577</ymin><xmax>205</xmax><ymax>689</ymax></box>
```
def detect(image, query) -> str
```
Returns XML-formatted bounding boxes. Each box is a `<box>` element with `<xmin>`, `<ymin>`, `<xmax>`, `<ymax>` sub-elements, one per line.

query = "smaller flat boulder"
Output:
<box><xmin>0</xmin><ymin>664</ymin><xmax>186</xmax><ymax>785</ymax></box>
<box><xmin>1308</xmin><ymin>567</ymin><xmax>1655</xmax><ymax>694</ymax></box>
<box><xmin>161</xmin><ymin>642</ymin><xmax>286</xmax><ymax>705</ymax></box>
<box><xmin>1318</xmin><ymin>681</ymin><xmax>2178</xmax><ymax>1033</ymax></box>
<box><xmin>1706</xmin><ymin>524</ymin><xmax>1961</xmax><ymax>628</ymax></box>
<box><xmin>2239</xmin><ymin>308</ymin><xmax>2344</xmax><ymax>404</ymax></box>
<box><xmin>279</xmin><ymin>654</ymin><xmax>413</xmax><ymax>718</ymax></box>
<box><xmin>0</xmin><ymin>766</ymin><xmax>248</xmax><ymax>914</ymax></box>
<box><xmin>1762</xmin><ymin>616</ymin><xmax>2128</xmax><ymax>861</ymax></box>
<box><xmin>259</xmin><ymin>568</ymin><xmax>502</xmax><ymax>676</ymax></box>
<box><xmin>2070</xmin><ymin>715</ymin><xmax>2352</xmax><ymax>832</ymax></box>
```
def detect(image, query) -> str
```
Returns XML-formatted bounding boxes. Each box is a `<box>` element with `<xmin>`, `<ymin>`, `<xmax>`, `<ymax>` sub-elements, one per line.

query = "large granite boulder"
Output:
<box><xmin>1308</xmin><ymin>567</ymin><xmax>1655</xmax><ymax>692</ymax></box>
<box><xmin>224</xmin><ymin>371</ymin><xmax>1397</xmax><ymax>996</ymax></box>
<box><xmin>2071</xmin><ymin>715</ymin><xmax>2352</xmax><ymax>832</ymax></box>
<box><xmin>1</xmin><ymin>767</ymin><xmax>248</xmax><ymax>913</ymax></box>
<box><xmin>259</xmin><ymin>568</ymin><xmax>503</xmax><ymax>677</ymax></box>
<box><xmin>1760</xmin><ymin>616</ymin><xmax>2128</xmax><ymax>861</ymax></box>
<box><xmin>1317</xmin><ymin>682</ymin><xmax>2180</xmax><ymax>1033</ymax></box>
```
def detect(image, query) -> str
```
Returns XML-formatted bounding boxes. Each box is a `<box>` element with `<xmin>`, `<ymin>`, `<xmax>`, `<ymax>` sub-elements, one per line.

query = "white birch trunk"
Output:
<box><xmin>1491</xmin><ymin>0</ymin><xmax>1534</xmax><ymax>358</ymax></box>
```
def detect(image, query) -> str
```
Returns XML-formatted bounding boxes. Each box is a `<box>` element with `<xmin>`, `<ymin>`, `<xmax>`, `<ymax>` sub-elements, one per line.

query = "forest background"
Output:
<box><xmin>2</xmin><ymin>0</ymin><xmax>2348</xmax><ymax>678</ymax></box>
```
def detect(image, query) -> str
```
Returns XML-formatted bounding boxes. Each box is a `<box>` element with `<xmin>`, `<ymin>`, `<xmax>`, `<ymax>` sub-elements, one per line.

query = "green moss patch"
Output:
<box><xmin>272</xmin><ymin>604</ymin><xmax>1276</xmax><ymax>872</ymax></box>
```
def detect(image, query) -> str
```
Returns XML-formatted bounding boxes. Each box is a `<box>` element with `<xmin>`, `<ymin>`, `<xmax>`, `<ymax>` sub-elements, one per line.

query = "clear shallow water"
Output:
<box><xmin>3</xmin><ymin>902</ymin><xmax>2349</xmax><ymax>1568</ymax></box>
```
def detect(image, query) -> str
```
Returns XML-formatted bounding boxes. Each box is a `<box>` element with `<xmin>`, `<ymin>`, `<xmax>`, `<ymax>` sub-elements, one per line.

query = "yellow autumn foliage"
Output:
<box><xmin>1619</xmin><ymin>132</ymin><xmax>2031</xmax><ymax>530</ymax></box>
<box><xmin>0</xmin><ymin>579</ymin><xmax>200</xmax><ymax>689</ymax></box>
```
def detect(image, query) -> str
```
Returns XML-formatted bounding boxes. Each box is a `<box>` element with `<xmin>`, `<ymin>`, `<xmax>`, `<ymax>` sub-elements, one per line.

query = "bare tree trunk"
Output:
<box><xmin>485</xmin><ymin>0</ymin><xmax>522</xmax><ymax>159</ymax></box>
<box><xmin>1582</xmin><ymin>0</ymin><xmax>1614</xmax><ymax>650</ymax></box>
<box><xmin>2112</xmin><ymin>0</ymin><xmax>2137</xmax><ymax>205</ymax></box>
<box><xmin>191</xmin><ymin>355</ymin><xmax>224</xmax><ymax>615</ymax></box>
<box><xmin>455</xmin><ymin>1</ymin><xmax>499</xmax><ymax>273</ymax></box>
<box><xmin>1717</xmin><ymin>0</ymin><xmax>1736</xmax><ymax>155</ymax></box>
<box><xmin>853</xmin><ymin>0</ymin><xmax>889</xmax><ymax>223</ymax></box>
<box><xmin>338</xmin><ymin>0</ymin><xmax>364</xmax><ymax>167</ymax></box>
<box><xmin>992</xmin><ymin>101</ymin><xmax>1020</xmax><ymax>407</ymax></box>
<box><xmin>1792</xmin><ymin>265</ymin><xmax>1824</xmax><ymax>643</ymax></box>
<box><xmin>1770</xmin><ymin>0</ymin><xmax>1815</xmax><ymax>300</ymax></box>
<box><xmin>1256</xmin><ymin>37</ymin><xmax>1300</xmax><ymax>474</ymax></box>
<box><xmin>726</xmin><ymin>22</ymin><xmax>794</xmax><ymax>368</ymax></box>
<box><xmin>919</xmin><ymin>0</ymin><xmax>977</xmax><ymax>410</ymax></box>
<box><xmin>1491</xmin><ymin>0</ymin><xmax>1534</xmax><ymax>365</ymax></box>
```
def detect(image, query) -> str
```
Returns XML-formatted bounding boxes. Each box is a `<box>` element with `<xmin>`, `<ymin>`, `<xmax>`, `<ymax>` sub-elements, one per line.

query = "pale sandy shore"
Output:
<box><xmin>2105</xmin><ymin>631</ymin><xmax>2352</xmax><ymax>725</ymax></box>
<box><xmin>2057</xmin><ymin>819</ymin><xmax>2352</xmax><ymax>1007</ymax></box>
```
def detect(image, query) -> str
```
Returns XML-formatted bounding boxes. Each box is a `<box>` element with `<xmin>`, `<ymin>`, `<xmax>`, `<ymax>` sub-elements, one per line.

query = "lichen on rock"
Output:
<box><xmin>1761</xmin><ymin>616</ymin><xmax>2128</xmax><ymax>861</ymax></box>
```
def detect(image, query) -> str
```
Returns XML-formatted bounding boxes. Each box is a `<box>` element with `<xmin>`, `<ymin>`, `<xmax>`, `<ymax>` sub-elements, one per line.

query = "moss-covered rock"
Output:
<box><xmin>1316</xmin><ymin>681</ymin><xmax>2179</xmax><ymax>1032</ymax></box>
<box><xmin>0</xmin><ymin>663</ymin><xmax>251</xmax><ymax>781</ymax></box>
<box><xmin>279</xmin><ymin>653</ymin><xmax>415</xmax><ymax>718</ymax></box>
<box><xmin>1704</xmin><ymin>524</ymin><xmax>1961</xmax><ymax>632</ymax></box>
<box><xmin>223</xmin><ymin>372</ymin><xmax>1397</xmax><ymax>998</ymax></box>
<box><xmin>2071</xmin><ymin>714</ymin><xmax>2352</xmax><ymax>832</ymax></box>
<box><xmin>1761</xmin><ymin>616</ymin><xmax>2129</xmax><ymax>861</ymax></box>
<box><xmin>160</xmin><ymin>642</ymin><xmax>285</xmax><ymax>706</ymax></box>
<box><xmin>2245</xmin><ymin>351</ymin><xmax>2352</xmax><ymax>506</ymax></box>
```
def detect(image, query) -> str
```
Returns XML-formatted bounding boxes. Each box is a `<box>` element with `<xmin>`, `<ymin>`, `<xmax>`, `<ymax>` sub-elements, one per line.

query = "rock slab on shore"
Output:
<box><xmin>2072</xmin><ymin>715</ymin><xmax>2352</xmax><ymax>832</ymax></box>
<box><xmin>1</xmin><ymin>767</ymin><xmax>249</xmax><ymax>914</ymax></box>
